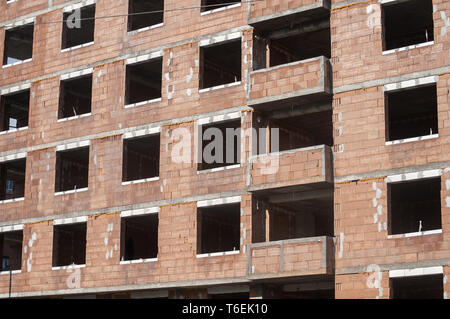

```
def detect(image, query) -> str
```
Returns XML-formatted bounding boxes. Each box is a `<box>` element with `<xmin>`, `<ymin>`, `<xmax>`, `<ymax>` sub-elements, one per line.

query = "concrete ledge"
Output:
<box><xmin>120</xmin><ymin>258</ymin><xmax>158</xmax><ymax>265</ymax></box>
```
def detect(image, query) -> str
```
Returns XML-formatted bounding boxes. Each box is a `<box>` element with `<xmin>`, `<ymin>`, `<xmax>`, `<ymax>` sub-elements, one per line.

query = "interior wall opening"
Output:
<box><xmin>254</xmin><ymin>107</ymin><xmax>333</xmax><ymax>154</ymax></box>
<box><xmin>197</xmin><ymin>203</ymin><xmax>240</xmax><ymax>254</ymax></box>
<box><xmin>55</xmin><ymin>147</ymin><xmax>89</xmax><ymax>192</ymax></box>
<box><xmin>3</xmin><ymin>23</ymin><xmax>34</xmax><ymax>65</ymax></box>
<box><xmin>122</xmin><ymin>134</ymin><xmax>160</xmax><ymax>182</ymax></box>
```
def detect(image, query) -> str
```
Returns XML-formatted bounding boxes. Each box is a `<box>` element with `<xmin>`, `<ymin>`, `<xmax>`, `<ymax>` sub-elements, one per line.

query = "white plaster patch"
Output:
<box><xmin>446</xmin><ymin>196</ymin><xmax>450</xmax><ymax>208</ymax></box>
<box><xmin>440</xmin><ymin>11</ymin><xmax>450</xmax><ymax>35</ymax></box>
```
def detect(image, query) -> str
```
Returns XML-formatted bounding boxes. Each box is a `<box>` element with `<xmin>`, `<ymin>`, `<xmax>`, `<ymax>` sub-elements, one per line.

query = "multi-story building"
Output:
<box><xmin>0</xmin><ymin>0</ymin><xmax>448</xmax><ymax>299</ymax></box>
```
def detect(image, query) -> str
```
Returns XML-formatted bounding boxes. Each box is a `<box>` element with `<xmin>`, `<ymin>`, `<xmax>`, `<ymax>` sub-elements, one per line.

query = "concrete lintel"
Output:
<box><xmin>0</xmin><ymin>277</ymin><xmax>250</xmax><ymax>299</ymax></box>
<box><xmin>336</xmin><ymin>258</ymin><xmax>450</xmax><ymax>275</ymax></box>
<box><xmin>334</xmin><ymin>66</ymin><xmax>450</xmax><ymax>94</ymax></box>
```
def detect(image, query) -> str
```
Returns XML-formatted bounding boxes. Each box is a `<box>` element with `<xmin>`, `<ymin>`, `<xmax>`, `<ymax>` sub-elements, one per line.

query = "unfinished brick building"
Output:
<box><xmin>0</xmin><ymin>0</ymin><xmax>449</xmax><ymax>299</ymax></box>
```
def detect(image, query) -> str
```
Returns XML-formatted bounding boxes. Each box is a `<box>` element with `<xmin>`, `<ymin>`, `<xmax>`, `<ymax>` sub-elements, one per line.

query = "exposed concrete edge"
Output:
<box><xmin>0</xmin><ymin>276</ymin><xmax>251</xmax><ymax>299</ymax></box>
<box><xmin>248</xmin><ymin>0</ymin><xmax>330</xmax><ymax>25</ymax></box>
<box><xmin>0</xmin><ymin>189</ymin><xmax>250</xmax><ymax>228</ymax></box>
<box><xmin>335</xmin><ymin>160</ymin><xmax>450</xmax><ymax>183</ymax></box>
<box><xmin>336</xmin><ymin>258</ymin><xmax>450</xmax><ymax>275</ymax></box>
<box><xmin>331</xmin><ymin>0</ymin><xmax>368</xmax><ymax>10</ymax></box>
<box><xmin>248</xmin><ymin>56</ymin><xmax>330</xmax><ymax>106</ymax></box>
<box><xmin>0</xmin><ymin>25</ymin><xmax>253</xmax><ymax>91</ymax></box>
<box><xmin>0</xmin><ymin>104</ymin><xmax>252</xmax><ymax>158</ymax></box>
<box><xmin>333</xmin><ymin>65</ymin><xmax>450</xmax><ymax>94</ymax></box>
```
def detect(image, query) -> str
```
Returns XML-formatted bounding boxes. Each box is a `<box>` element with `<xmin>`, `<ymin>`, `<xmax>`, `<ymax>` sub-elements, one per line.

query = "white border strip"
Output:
<box><xmin>55</xmin><ymin>187</ymin><xmax>88</xmax><ymax>196</ymax></box>
<box><xmin>126</xmin><ymin>51</ymin><xmax>163</xmax><ymax>65</ymax></box>
<box><xmin>121</xmin><ymin>177</ymin><xmax>159</xmax><ymax>185</ymax></box>
<box><xmin>385</xmin><ymin>169</ymin><xmax>442</xmax><ymax>183</ymax></box>
<box><xmin>57</xmin><ymin>113</ymin><xmax>92</xmax><ymax>123</ymax></box>
<box><xmin>197</xmin><ymin>195</ymin><xmax>241</xmax><ymax>208</ymax></box>
<box><xmin>124</xmin><ymin>97</ymin><xmax>162</xmax><ymax>109</ymax></box>
<box><xmin>196</xmin><ymin>250</ymin><xmax>240</xmax><ymax>258</ymax></box>
<box><xmin>199</xmin><ymin>31</ymin><xmax>242</xmax><ymax>47</ymax></box>
<box><xmin>382</xmin><ymin>41</ymin><xmax>434</xmax><ymax>56</ymax></box>
<box><xmin>388</xmin><ymin>229</ymin><xmax>442</xmax><ymax>239</ymax></box>
<box><xmin>0</xmin><ymin>83</ymin><xmax>31</xmax><ymax>96</ymax></box>
<box><xmin>0</xmin><ymin>223</ymin><xmax>24</xmax><ymax>233</ymax></box>
<box><xmin>0</xmin><ymin>152</ymin><xmax>26</xmax><ymax>163</ymax></box>
<box><xmin>123</xmin><ymin>126</ymin><xmax>161</xmax><ymax>139</ymax></box>
<box><xmin>389</xmin><ymin>266</ymin><xmax>443</xmax><ymax>278</ymax></box>
<box><xmin>385</xmin><ymin>134</ymin><xmax>438</xmax><ymax>146</ymax></box>
<box><xmin>199</xmin><ymin>81</ymin><xmax>241</xmax><ymax>93</ymax></box>
<box><xmin>61</xmin><ymin>68</ymin><xmax>93</xmax><ymax>81</ymax></box>
<box><xmin>63</xmin><ymin>0</ymin><xmax>96</xmax><ymax>12</ymax></box>
<box><xmin>56</xmin><ymin>140</ymin><xmax>90</xmax><ymax>152</ymax></box>
<box><xmin>54</xmin><ymin>216</ymin><xmax>88</xmax><ymax>225</ymax></box>
<box><xmin>120</xmin><ymin>206</ymin><xmax>160</xmax><ymax>218</ymax></box>
<box><xmin>0</xmin><ymin>197</ymin><xmax>24</xmax><ymax>204</ymax></box>
<box><xmin>384</xmin><ymin>75</ymin><xmax>438</xmax><ymax>92</ymax></box>
<box><xmin>197</xmin><ymin>111</ymin><xmax>241</xmax><ymax>126</ymax></box>
<box><xmin>61</xmin><ymin>41</ymin><xmax>94</xmax><ymax>53</ymax></box>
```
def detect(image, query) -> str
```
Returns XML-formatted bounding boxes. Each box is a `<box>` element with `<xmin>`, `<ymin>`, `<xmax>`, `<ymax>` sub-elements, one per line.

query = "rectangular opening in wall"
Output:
<box><xmin>0</xmin><ymin>158</ymin><xmax>26</xmax><ymax>201</ymax></box>
<box><xmin>0</xmin><ymin>230</ymin><xmax>23</xmax><ymax>271</ymax></box>
<box><xmin>197</xmin><ymin>203</ymin><xmax>240</xmax><ymax>254</ymax></box>
<box><xmin>122</xmin><ymin>134</ymin><xmax>160</xmax><ymax>182</ymax></box>
<box><xmin>55</xmin><ymin>146</ymin><xmax>89</xmax><ymax>192</ymax></box>
<box><xmin>3</xmin><ymin>23</ymin><xmax>34</xmax><ymax>65</ymax></box>
<box><xmin>0</xmin><ymin>89</ymin><xmax>30</xmax><ymax>131</ymax></box>
<box><xmin>198</xmin><ymin>119</ymin><xmax>241</xmax><ymax>171</ymax></box>
<box><xmin>200</xmin><ymin>39</ymin><xmax>241</xmax><ymax>89</ymax></box>
<box><xmin>388</xmin><ymin>177</ymin><xmax>441</xmax><ymax>235</ymax></box>
<box><xmin>120</xmin><ymin>214</ymin><xmax>158</xmax><ymax>261</ymax></box>
<box><xmin>385</xmin><ymin>84</ymin><xmax>438</xmax><ymax>141</ymax></box>
<box><xmin>125</xmin><ymin>58</ymin><xmax>162</xmax><ymax>105</ymax></box>
<box><xmin>382</xmin><ymin>0</ymin><xmax>434</xmax><ymax>51</ymax></box>
<box><xmin>252</xmin><ymin>18</ymin><xmax>330</xmax><ymax>70</ymax></box>
<box><xmin>62</xmin><ymin>5</ymin><xmax>96</xmax><ymax>50</ymax></box>
<box><xmin>201</xmin><ymin>0</ymin><xmax>240</xmax><ymax>12</ymax></box>
<box><xmin>52</xmin><ymin>222</ymin><xmax>87</xmax><ymax>267</ymax></box>
<box><xmin>128</xmin><ymin>0</ymin><xmax>164</xmax><ymax>31</ymax></box>
<box><xmin>391</xmin><ymin>274</ymin><xmax>443</xmax><ymax>299</ymax></box>
<box><xmin>59</xmin><ymin>74</ymin><xmax>92</xmax><ymax>119</ymax></box>
<box><xmin>254</xmin><ymin>107</ymin><xmax>333</xmax><ymax>154</ymax></box>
